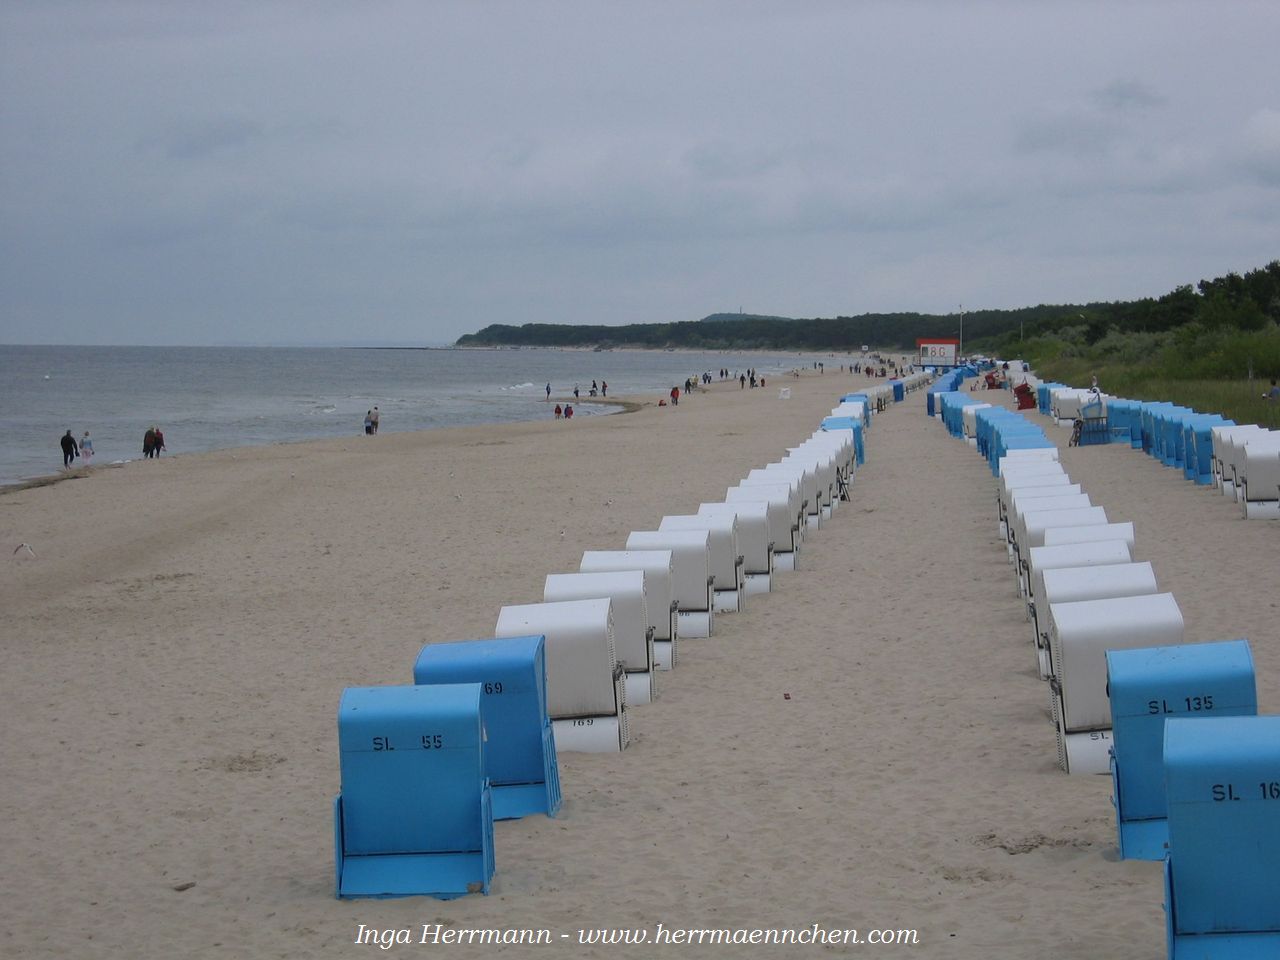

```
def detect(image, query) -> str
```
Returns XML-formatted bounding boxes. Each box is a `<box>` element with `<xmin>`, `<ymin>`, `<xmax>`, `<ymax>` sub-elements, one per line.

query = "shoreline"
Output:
<box><xmin>3</xmin><ymin>346</ymin><xmax>905</xmax><ymax>491</ymax></box>
<box><xmin>0</xmin><ymin>397</ymin><xmax>649</xmax><ymax>496</ymax></box>
<box><xmin>4</xmin><ymin>365</ymin><xmax>893</xmax><ymax>494</ymax></box>
<box><xmin>0</xmin><ymin>463</ymin><xmax>109</xmax><ymax>495</ymax></box>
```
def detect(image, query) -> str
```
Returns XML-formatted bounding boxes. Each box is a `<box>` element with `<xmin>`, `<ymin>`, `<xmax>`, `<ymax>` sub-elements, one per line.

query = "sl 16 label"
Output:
<box><xmin>1211</xmin><ymin>781</ymin><xmax>1280</xmax><ymax>801</ymax></box>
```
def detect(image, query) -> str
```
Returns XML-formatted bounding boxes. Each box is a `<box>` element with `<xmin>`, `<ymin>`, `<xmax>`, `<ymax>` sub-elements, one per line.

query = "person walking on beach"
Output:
<box><xmin>363</xmin><ymin>411</ymin><xmax>373</xmax><ymax>435</ymax></box>
<box><xmin>546</xmin><ymin>382</ymin><xmax>551</xmax><ymax>400</ymax></box>
<box><xmin>574</xmin><ymin>383</ymin><xmax>580</xmax><ymax>399</ymax></box>
<box><xmin>670</xmin><ymin>386</ymin><xmax>679</xmax><ymax>406</ymax></box>
<box><xmin>370</xmin><ymin>407</ymin><xmax>380</xmax><ymax>434</ymax></box>
<box><xmin>152</xmin><ymin>427</ymin><xmax>165</xmax><ymax>457</ymax></box>
<box><xmin>80</xmin><ymin>431</ymin><xmax>94</xmax><ymax>465</ymax></box>
<box><xmin>143</xmin><ymin>427</ymin><xmax>156</xmax><ymax>458</ymax></box>
<box><xmin>60</xmin><ymin>429</ymin><xmax>79</xmax><ymax>468</ymax></box>
<box><xmin>601</xmin><ymin>380</ymin><xmax>607</xmax><ymax>397</ymax></box>
<box><xmin>554</xmin><ymin>404</ymin><xmax>562</xmax><ymax>419</ymax></box>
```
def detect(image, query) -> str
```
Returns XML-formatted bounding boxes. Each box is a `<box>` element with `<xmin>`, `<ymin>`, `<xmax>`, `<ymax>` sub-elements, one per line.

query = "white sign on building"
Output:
<box><xmin>919</xmin><ymin>341</ymin><xmax>957</xmax><ymax>366</ymax></box>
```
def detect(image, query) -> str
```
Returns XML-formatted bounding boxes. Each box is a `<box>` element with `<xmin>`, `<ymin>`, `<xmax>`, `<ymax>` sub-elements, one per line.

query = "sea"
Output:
<box><xmin>0</xmin><ymin>345</ymin><xmax>834</xmax><ymax>487</ymax></box>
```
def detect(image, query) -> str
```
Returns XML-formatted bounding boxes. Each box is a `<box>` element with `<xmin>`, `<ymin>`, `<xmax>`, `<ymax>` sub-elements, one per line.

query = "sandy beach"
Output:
<box><xmin>1</xmin><ymin>369</ymin><xmax>1275</xmax><ymax>959</ymax></box>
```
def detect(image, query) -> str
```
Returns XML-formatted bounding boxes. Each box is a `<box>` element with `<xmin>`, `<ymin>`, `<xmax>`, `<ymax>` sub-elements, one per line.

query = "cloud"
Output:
<box><xmin>1092</xmin><ymin>78</ymin><xmax>1166</xmax><ymax>112</ymax></box>
<box><xmin>142</xmin><ymin>117</ymin><xmax>265</xmax><ymax>160</ymax></box>
<box><xmin>1014</xmin><ymin>77</ymin><xmax>1167</xmax><ymax>157</ymax></box>
<box><xmin>1013</xmin><ymin>108</ymin><xmax>1123</xmax><ymax>156</ymax></box>
<box><xmin>1241</xmin><ymin>108</ymin><xmax>1280</xmax><ymax>187</ymax></box>
<box><xmin>1007</xmin><ymin>75</ymin><xmax>1216</xmax><ymax>203</ymax></box>
<box><xmin>683</xmin><ymin>140</ymin><xmax>791</xmax><ymax>181</ymax></box>
<box><xmin>1012</xmin><ymin>75</ymin><xmax>1172</xmax><ymax>162</ymax></box>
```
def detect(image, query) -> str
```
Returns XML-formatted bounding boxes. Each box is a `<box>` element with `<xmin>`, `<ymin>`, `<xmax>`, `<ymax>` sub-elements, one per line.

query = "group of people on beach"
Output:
<box><xmin>544</xmin><ymin>378</ymin><xmax>612</xmax><ymax>418</ymax></box>
<box><xmin>557</xmin><ymin>380</ymin><xmax>607</xmax><ymax>399</ymax></box>
<box><xmin>844</xmin><ymin>357</ymin><xmax>913</xmax><ymax>379</ymax></box>
<box><xmin>703</xmin><ymin>368</ymin><xmax>765</xmax><ymax>388</ymax></box>
<box><xmin>543</xmin><ymin>380</ymin><xmax>611</xmax><ymax>401</ymax></box>
<box><xmin>57</xmin><ymin>426</ymin><xmax>166</xmax><ymax>469</ymax></box>
<box><xmin>550</xmin><ymin>361</ymin><xmax>895</xmax><ymax>416</ymax></box>
<box><xmin>708</xmin><ymin>367</ymin><xmax>759</xmax><ymax>385</ymax></box>
<box><xmin>142</xmin><ymin>426</ymin><xmax>166</xmax><ymax>458</ymax></box>
<box><xmin>59</xmin><ymin>430</ymin><xmax>92</xmax><ymax>469</ymax></box>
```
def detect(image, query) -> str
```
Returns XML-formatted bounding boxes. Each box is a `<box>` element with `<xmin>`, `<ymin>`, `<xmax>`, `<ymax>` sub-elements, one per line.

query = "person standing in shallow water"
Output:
<box><xmin>60</xmin><ymin>429</ymin><xmax>79</xmax><ymax>468</ymax></box>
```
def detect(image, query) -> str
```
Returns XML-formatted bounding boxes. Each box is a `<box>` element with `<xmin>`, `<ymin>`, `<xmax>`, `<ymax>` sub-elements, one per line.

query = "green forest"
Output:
<box><xmin>455</xmin><ymin>304</ymin><xmax>1108</xmax><ymax>352</ymax></box>
<box><xmin>455</xmin><ymin>261</ymin><xmax>1280</xmax><ymax>426</ymax></box>
<box><xmin>980</xmin><ymin>262</ymin><xmax>1280</xmax><ymax>428</ymax></box>
<box><xmin>456</xmin><ymin>261</ymin><xmax>1279</xmax><ymax>366</ymax></box>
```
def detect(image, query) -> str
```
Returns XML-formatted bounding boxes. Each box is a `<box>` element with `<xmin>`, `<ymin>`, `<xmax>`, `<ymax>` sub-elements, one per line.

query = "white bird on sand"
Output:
<box><xmin>13</xmin><ymin>543</ymin><xmax>35</xmax><ymax>559</ymax></box>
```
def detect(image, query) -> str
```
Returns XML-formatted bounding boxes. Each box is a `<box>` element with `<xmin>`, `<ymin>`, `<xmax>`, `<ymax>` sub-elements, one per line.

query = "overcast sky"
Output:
<box><xmin>2</xmin><ymin>1</ymin><xmax>1278</xmax><ymax>346</ymax></box>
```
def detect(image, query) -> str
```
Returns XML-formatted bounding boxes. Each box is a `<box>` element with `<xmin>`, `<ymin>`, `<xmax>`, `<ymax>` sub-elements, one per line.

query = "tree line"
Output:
<box><xmin>453</xmin><ymin>261</ymin><xmax>1280</xmax><ymax>363</ymax></box>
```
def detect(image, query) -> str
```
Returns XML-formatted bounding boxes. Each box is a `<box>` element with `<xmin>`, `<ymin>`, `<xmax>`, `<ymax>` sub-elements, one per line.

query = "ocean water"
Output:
<box><xmin>0</xmin><ymin>345</ymin><xmax>827</xmax><ymax>486</ymax></box>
